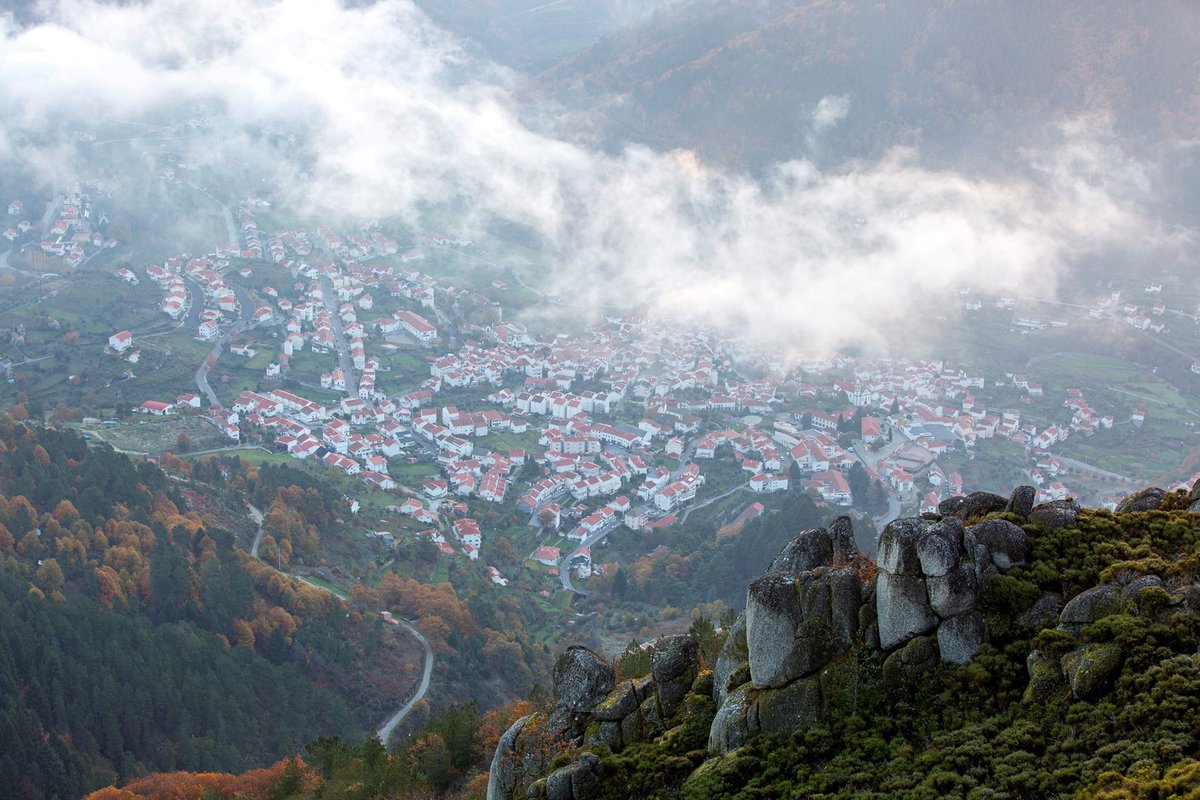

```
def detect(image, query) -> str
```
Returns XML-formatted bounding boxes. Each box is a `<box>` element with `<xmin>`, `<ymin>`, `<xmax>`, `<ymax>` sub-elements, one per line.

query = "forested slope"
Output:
<box><xmin>0</xmin><ymin>417</ymin><xmax>416</xmax><ymax>798</ymax></box>
<box><xmin>532</xmin><ymin>0</ymin><xmax>1200</xmax><ymax>169</ymax></box>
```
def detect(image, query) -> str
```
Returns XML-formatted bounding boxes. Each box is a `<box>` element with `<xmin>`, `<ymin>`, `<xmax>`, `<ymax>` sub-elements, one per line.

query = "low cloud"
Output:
<box><xmin>1</xmin><ymin>0</ymin><xmax>1188</xmax><ymax>353</ymax></box>
<box><xmin>812</xmin><ymin>95</ymin><xmax>850</xmax><ymax>131</ymax></box>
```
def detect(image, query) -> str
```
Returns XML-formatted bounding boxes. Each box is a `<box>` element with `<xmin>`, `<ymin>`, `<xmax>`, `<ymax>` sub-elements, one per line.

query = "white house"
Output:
<box><xmin>108</xmin><ymin>330</ymin><xmax>133</xmax><ymax>353</ymax></box>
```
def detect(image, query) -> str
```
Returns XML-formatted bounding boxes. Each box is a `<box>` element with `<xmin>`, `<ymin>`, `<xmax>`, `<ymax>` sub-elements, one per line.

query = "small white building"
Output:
<box><xmin>108</xmin><ymin>330</ymin><xmax>133</xmax><ymax>353</ymax></box>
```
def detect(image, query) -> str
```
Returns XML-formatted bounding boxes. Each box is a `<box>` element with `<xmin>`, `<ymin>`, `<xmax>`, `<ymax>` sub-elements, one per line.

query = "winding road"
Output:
<box><xmin>678</xmin><ymin>481</ymin><xmax>748</xmax><ymax>526</ymax></box>
<box><xmin>246</xmin><ymin>504</ymin><xmax>434</xmax><ymax>744</ymax></box>
<box><xmin>317</xmin><ymin>273</ymin><xmax>359</xmax><ymax>396</ymax></box>
<box><xmin>375</xmin><ymin>620</ymin><xmax>434</xmax><ymax>744</ymax></box>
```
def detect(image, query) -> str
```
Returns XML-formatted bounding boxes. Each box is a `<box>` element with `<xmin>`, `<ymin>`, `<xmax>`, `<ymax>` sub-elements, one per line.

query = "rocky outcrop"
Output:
<box><xmin>937</xmin><ymin>611</ymin><xmax>986</xmax><ymax>664</ymax></box>
<box><xmin>1023</xmin><ymin>571</ymin><xmax>1177</xmax><ymax>705</ymax></box>
<box><xmin>768</xmin><ymin>527</ymin><xmax>834</xmax><ymax>573</ymax></box>
<box><xmin>549</xmin><ymin>647</ymin><xmax>616</xmax><ymax>734</ymax></box>
<box><xmin>491</xmin><ymin>639</ymin><xmax>703</xmax><ymax>800</ymax></box>
<box><xmin>1061</xmin><ymin>643</ymin><xmax>1123</xmax><ymax>699</ymax></box>
<box><xmin>877</xmin><ymin>518</ymin><xmax>923</xmax><ymax>575</ymax></box>
<box><xmin>488</xmin><ymin>716</ymin><xmax>533</xmax><ymax>800</ymax></box>
<box><xmin>710</xmin><ymin>521</ymin><xmax>864</xmax><ymax>752</ymax></box>
<box><xmin>916</xmin><ymin>518</ymin><xmax>963</xmax><ymax>576</ymax></box>
<box><xmin>490</xmin><ymin>482</ymin><xmax>1199</xmax><ymax>798</ymax></box>
<box><xmin>1057</xmin><ymin>583</ymin><xmax>1123</xmax><ymax>634</ymax></box>
<box><xmin>1020</xmin><ymin>593</ymin><xmax>1063</xmax><ymax>628</ymax></box>
<box><xmin>708</xmin><ymin>683</ymin><xmax>756</xmax><ymax>753</ymax></box>
<box><xmin>941</xmin><ymin>491</ymin><xmax>1008</xmax><ymax>520</ymax></box>
<box><xmin>592</xmin><ymin>676</ymin><xmax>650</xmax><ymax>722</ymax></box>
<box><xmin>542</xmin><ymin>752</ymin><xmax>603</xmax><ymax>800</ymax></box>
<box><xmin>1006</xmin><ymin>485</ymin><xmax>1037</xmax><ymax>518</ymax></box>
<box><xmin>873</xmin><ymin>514</ymin><xmax>1023</xmax><ymax>657</ymax></box>
<box><xmin>882</xmin><ymin>635</ymin><xmax>938</xmax><ymax>689</ymax></box>
<box><xmin>968</xmin><ymin>518</ymin><xmax>1031</xmax><ymax>570</ymax></box>
<box><xmin>829</xmin><ymin>516</ymin><xmax>857</xmax><ymax>562</ymax></box>
<box><xmin>756</xmin><ymin>676</ymin><xmax>821</xmax><ymax>736</ymax></box>
<box><xmin>876</xmin><ymin>571</ymin><xmax>939</xmax><ymax>649</ymax></box>
<box><xmin>1028</xmin><ymin>499</ymin><xmax>1081</xmax><ymax>529</ymax></box>
<box><xmin>651</xmin><ymin>636</ymin><xmax>699</xmax><ymax>717</ymax></box>
<box><xmin>927</xmin><ymin>565</ymin><xmax>979</xmax><ymax>618</ymax></box>
<box><xmin>713</xmin><ymin>613</ymin><xmax>747</xmax><ymax>707</ymax></box>
<box><xmin>1115</xmin><ymin>486</ymin><xmax>1167</xmax><ymax>513</ymax></box>
<box><xmin>745</xmin><ymin>567</ymin><xmax>859</xmax><ymax>688</ymax></box>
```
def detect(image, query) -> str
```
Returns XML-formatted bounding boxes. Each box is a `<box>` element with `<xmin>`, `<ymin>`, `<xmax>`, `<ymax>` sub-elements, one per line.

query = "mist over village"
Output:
<box><xmin>2</xmin><ymin>2</ymin><xmax>1200</xmax><ymax>799</ymax></box>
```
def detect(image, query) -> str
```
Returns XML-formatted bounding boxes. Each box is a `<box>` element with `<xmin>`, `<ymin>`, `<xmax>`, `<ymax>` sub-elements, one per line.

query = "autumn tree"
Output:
<box><xmin>36</xmin><ymin>558</ymin><xmax>65</xmax><ymax>593</ymax></box>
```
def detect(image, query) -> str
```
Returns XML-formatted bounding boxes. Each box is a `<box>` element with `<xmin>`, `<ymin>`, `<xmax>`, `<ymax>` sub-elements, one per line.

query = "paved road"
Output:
<box><xmin>137</xmin><ymin>279</ymin><xmax>201</xmax><ymax>340</ymax></box>
<box><xmin>247</xmin><ymin>503</ymin><xmax>265</xmax><ymax>558</ymax></box>
<box><xmin>376</xmin><ymin>619</ymin><xmax>434</xmax><ymax>744</ymax></box>
<box><xmin>194</xmin><ymin>283</ymin><xmax>257</xmax><ymax>408</ymax></box>
<box><xmin>0</xmin><ymin>248</ymin><xmax>44</xmax><ymax>279</ymax></box>
<box><xmin>1052</xmin><ymin>454</ymin><xmax>1137</xmax><ymax>484</ymax></box>
<box><xmin>557</xmin><ymin>521</ymin><xmax>623</xmax><ymax>595</ymax></box>
<box><xmin>669</xmin><ymin>439</ymin><xmax>698</xmax><ymax>481</ymax></box>
<box><xmin>195</xmin><ymin>339</ymin><xmax>224</xmax><ymax>408</ymax></box>
<box><xmin>679</xmin><ymin>481</ymin><xmax>749</xmax><ymax>525</ymax></box>
<box><xmin>852</xmin><ymin>431</ymin><xmax>910</xmax><ymax>536</ymax></box>
<box><xmin>245</xmin><ymin>503</ymin><xmax>435</xmax><ymax>745</ymax></box>
<box><xmin>318</xmin><ymin>273</ymin><xmax>358</xmax><ymax>396</ymax></box>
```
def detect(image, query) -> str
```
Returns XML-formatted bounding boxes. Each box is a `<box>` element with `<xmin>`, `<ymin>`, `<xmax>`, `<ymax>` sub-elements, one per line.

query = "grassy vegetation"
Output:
<box><xmin>243</xmin><ymin>348</ymin><xmax>276</xmax><ymax>370</ymax></box>
<box><xmin>696</xmin><ymin>457</ymin><xmax>747</xmax><ymax>497</ymax></box>
<box><xmin>75</xmin><ymin>414</ymin><xmax>230</xmax><ymax>454</ymax></box>
<box><xmin>388</xmin><ymin>460</ymin><xmax>439</xmax><ymax>483</ymax></box>
<box><xmin>945</xmin><ymin>441</ymin><xmax>1032</xmax><ymax>497</ymax></box>
<box><xmin>351</xmin><ymin>485</ymin><xmax>400</xmax><ymax>508</ymax></box>
<box><xmin>296</xmin><ymin>574</ymin><xmax>350</xmax><ymax>601</ymax></box>
<box><xmin>224</xmin><ymin>448</ymin><xmax>302</xmax><ymax>467</ymax></box>
<box><xmin>1058</xmin><ymin>428</ymin><xmax>1192</xmax><ymax>478</ymax></box>
<box><xmin>483</xmin><ymin>429</ymin><xmax>544</xmax><ymax>455</ymax></box>
<box><xmin>286</xmin><ymin>348</ymin><xmax>338</xmax><ymax>385</ymax></box>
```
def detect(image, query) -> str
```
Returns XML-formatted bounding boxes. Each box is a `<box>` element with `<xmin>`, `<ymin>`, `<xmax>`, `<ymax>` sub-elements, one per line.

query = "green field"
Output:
<box><xmin>388</xmin><ymin>461</ymin><xmax>440</xmax><ymax>482</ymax></box>
<box><xmin>1029</xmin><ymin>353</ymin><xmax>1200</xmax><ymax>424</ymax></box>
<box><xmin>296</xmin><ymin>574</ymin><xmax>350</xmax><ymax>601</ymax></box>
<box><xmin>76</xmin><ymin>414</ymin><xmax>231</xmax><ymax>454</ymax></box>
<box><xmin>217</xmin><ymin>447</ymin><xmax>297</xmax><ymax>467</ymax></box>
<box><xmin>483</xmin><ymin>429</ymin><xmax>544</xmax><ymax>455</ymax></box>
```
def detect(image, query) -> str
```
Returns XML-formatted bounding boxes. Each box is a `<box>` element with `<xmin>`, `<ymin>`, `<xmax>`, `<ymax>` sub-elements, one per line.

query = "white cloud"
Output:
<box><xmin>812</xmin><ymin>95</ymin><xmax>850</xmax><ymax>131</ymax></box>
<box><xmin>0</xmin><ymin>0</ymin><xmax>1186</xmax><ymax>353</ymax></box>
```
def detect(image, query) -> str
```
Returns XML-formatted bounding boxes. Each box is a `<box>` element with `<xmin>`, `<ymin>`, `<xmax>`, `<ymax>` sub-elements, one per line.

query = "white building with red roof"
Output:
<box><xmin>108</xmin><ymin>330</ymin><xmax>133</xmax><ymax>353</ymax></box>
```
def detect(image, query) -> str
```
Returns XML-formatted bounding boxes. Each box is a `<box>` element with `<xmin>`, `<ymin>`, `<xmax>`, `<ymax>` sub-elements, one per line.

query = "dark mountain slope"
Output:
<box><xmin>530</xmin><ymin>0</ymin><xmax>1200</xmax><ymax>169</ymax></box>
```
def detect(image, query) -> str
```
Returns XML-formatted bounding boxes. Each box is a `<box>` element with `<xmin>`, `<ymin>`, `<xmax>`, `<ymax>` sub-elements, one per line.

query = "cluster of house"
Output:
<box><xmin>379</xmin><ymin>494</ymin><xmax>498</xmax><ymax>562</ymax></box>
<box><xmin>3</xmin><ymin>199</ymin><xmax>30</xmax><ymax>243</ymax></box>
<box><xmin>1090</xmin><ymin>290</ymin><xmax>1170</xmax><ymax>333</ymax></box>
<box><xmin>207</xmin><ymin>309</ymin><xmax>793</xmax><ymax>560</ymax></box>
<box><xmin>118</xmin><ymin>198</ymin><xmax>1196</xmax><ymax>571</ymax></box>
<box><xmin>692</xmin><ymin>427</ymin><xmax>790</xmax><ymax>493</ymax></box>
<box><xmin>6</xmin><ymin>188</ymin><xmax>117</xmax><ymax>268</ymax></box>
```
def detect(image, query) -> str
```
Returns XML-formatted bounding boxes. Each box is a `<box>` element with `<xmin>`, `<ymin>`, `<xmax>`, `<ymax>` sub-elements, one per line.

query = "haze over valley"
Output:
<box><xmin>1</xmin><ymin>2</ymin><xmax>1200</xmax><ymax>798</ymax></box>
